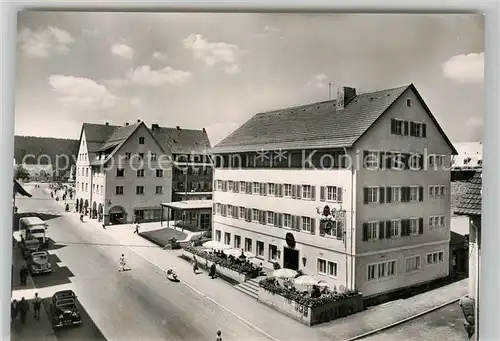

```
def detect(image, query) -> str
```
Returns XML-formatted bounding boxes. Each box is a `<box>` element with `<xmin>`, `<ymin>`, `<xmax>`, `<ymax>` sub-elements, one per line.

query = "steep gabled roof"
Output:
<box><xmin>454</xmin><ymin>169</ymin><xmax>482</xmax><ymax>216</ymax></box>
<box><xmin>212</xmin><ymin>84</ymin><xmax>457</xmax><ymax>155</ymax></box>
<box><xmin>151</xmin><ymin>127</ymin><xmax>211</xmax><ymax>154</ymax></box>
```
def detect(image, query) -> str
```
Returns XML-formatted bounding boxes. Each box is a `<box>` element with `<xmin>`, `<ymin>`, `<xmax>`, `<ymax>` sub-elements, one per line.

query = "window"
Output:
<box><xmin>268</xmin><ymin>183</ymin><xmax>275</xmax><ymax>196</ymax></box>
<box><xmin>216</xmin><ymin>180</ymin><xmax>223</xmax><ymax>191</ymax></box>
<box><xmin>317</xmin><ymin>259</ymin><xmax>327</xmax><ymax>275</ymax></box>
<box><xmin>228</xmin><ymin>181</ymin><xmax>233</xmax><ymax>192</ymax></box>
<box><xmin>428</xmin><ymin>216</ymin><xmax>434</xmax><ymax>228</ymax></box>
<box><xmin>136</xmin><ymin>186</ymin><xmax>144</xmax><ymax>195</ymax></box>
<box><xmin>440</xmin><ymin>186</ymin><xmax>446</xmax><ymax>196</ymax></box>
<box><xmin>429</xmin><ymin>215</ymin><xmax>445</xmax><ymax>228</ymax></box>
<box><xmin>393</xmin><ymin>119</ymin><xmax>404</xmax><ymax>135</ymax></box>
<box><xmin>391</xmin><ymin>220</ymin><xmax>401</xmax><ymax>237</ymax></box>
<box><xmin>216</xmin><ymin>204</ymin><xmax>222</xmax><ymax>215</ymax></box>
<box><xmin>101</xmin><ymin>185</ymin><xmax>103</xmax><ymax>193</ymax></box>
<box><xmin>139</xmin><ymin>137</ymin><xmax>145</xmax><ymax>144</ymax></box>
<box><xmin>440</xmin><ymin>216</ymin><xmax>445</xmax><ymax>227</ymax></box>
<box><xmin>85</xmin><ymin>183</ymin><xmax>88</xmax><ymax>191</ymax></box>
<box><xmin>224</xmin><ymin>232</ymin><xmax>231</xmax><ymax>245</ymax></box>
<box><xmin>387</xmin><ymin>260</ymin><xmax>396</xmax><ymax>276</ymax></box>
<box><xmin>269</xmin><ymin>245</ymin><xmax>278</xmax><ymax>261</ymax></box>
<box><xmin>406</xmin><ymin>98</ymin><xmax>412</xmax><ymax>107</ymax></box>
<box><xmin>115</xmin><ymin>186</ymin><xmax>124</xmax><ymax>195</ymax></box>
<box><xmin>137</xmin><ymin>169</ymin><xmax>145</xmax><ymax>177</ymax></box>
<box><xmin>156</xmin><ymin>169</ymin><xmax>163</xmax><ymax>177</ymax></box>
<box><xmin>413</xmin><ymin>122</ymin><xmax>422</xmax><ymax>137</ymax></box>
<box><xmin>267</xmin><ymin>211</ymin><xmax>275</xmax><ymax>225</ymax></box>
<box><xmin>365</xmin><ymin>151</ymin><xmax>379</xmax><ymax>169</ymax></box>
<box><xmin>391</xmin><ymin>186</ymin><xmax>401</xmax><ymax>202</ymax></box>
<box><xmin>367</xmin><ymin>222</ymin><xmax>378</xmax><ymax>240</ymax></box>
<box><xmin>227</xmin><ymin>205</ymin><xmax>233</xmax><ymax>217</ymax></box>
<box><xmin>301</xmin><ymin>185</ymin><xmax>312</xmax><ymax>199</ymax></box>
<box><xmin>239</xmin><ymin>206</ymin><xmax>245</xmax><ymax>219</ymax></box>
<box><xmin>301</xmin><ymin>217</ymin><xmax>312</xmax><ymax>232</ymax></box>
<box><xmin>410</xmin><ymin>186</ymin><xmax>419</xmax><ymax>201</ymax></box>
<box><xmin>405</xmin><ymin>256</ymin><xmax>421</xmax><ymax>272</ymax></box>
<box><xmin>367</xmin><ymin>187</ymin><xmax>379</xmax><ymax>203</ymax></box>
<box><xmin>245</xmin><ymin>238</ymin><xmax>252</xmax><ymax>252</ymax></box>
<box><xmin>215</xmin><ymin>230</ymin><xmax>221</xmax><ymax>242</ymax></box>
<box><xmin>240</xmin><ymin>181</ymin><xmax>246</xmax><ymax>193</ymax></box>
<box><xmin>367</xmin><ymin>261</ymin><xmax>397</xmax><ymax>281</ymax></box>
<box><xmin>256</xmin><ymin>241</ymin><xmax>264</xmax><ymax>257</ymax></box>
<box><xmin>155</xmin><ymin>186</ymin><xmax>163</xmax><ymax>194</ymax></box>
<box><xmin>327</xmin><ymin>186</ymin><xmax>338</xmax><ymax>201</ymax></box>
<box><xmin>409</xmin><ymin>218</ymin><xmax>419</xmax><ymax>235</ymax></box>
<box><xmin>116</xmin><ymin>168</ymin><xmax>124</xmax><ymax>177</ymax></box>
<box><xmin>409</xmin><ymin>154</ymin><xmax>420</xmax><ymax>168</ymax></box>
<box><xmin>252</xmin><ymin>209</ymin><xmax>260</xmax><ymax>222</ymax></box>
<box><xmin>150</xmin><ymin>153</ymin><xmax>157</xmax><ymax>161</ymax></box>
<box><xmin>234</xmin><ymin>235</ymin><xmax>241</xmax><ymax>249</ymax></box>
<box><xmin>283</xmin><ymin>214</ymin><xmax>292</xmax><ymax>228</ymax></box>
<box><xmin>427</xmin><ymin>251</ymin><xmax>445</xmax><ymax>265</ymax></box>
<box><xmin>284</xmin><ymin>184</ymin><xmax>292</xmax><ymax>197</ymax></box>
<box><xmin>253</xmin><ymin>182</ymin><xmax>260</xmax><ymax>194</ymax></box>
<box><xmin>327</xmin><ymin>261</ymin><xmax>338</xmax><ymax>277</ymax></box>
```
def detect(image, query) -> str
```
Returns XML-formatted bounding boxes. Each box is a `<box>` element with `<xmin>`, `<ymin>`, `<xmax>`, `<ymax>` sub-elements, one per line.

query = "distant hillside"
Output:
<box><xmin>14</xmin><ymin>135</ymin><xmax>79</xmax><ymax>167</ymax></box>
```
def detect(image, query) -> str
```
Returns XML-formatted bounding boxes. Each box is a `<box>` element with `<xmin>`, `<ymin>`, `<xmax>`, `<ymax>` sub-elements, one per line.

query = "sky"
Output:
<box><xmin>15</xmin><ymin>12</ymin><xmax>484</xmax><ymax>146</ymax></box>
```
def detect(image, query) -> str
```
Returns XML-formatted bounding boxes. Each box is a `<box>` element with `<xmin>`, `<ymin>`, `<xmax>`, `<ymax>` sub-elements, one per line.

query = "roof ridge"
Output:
<box><xmin>256</xmin><ymin>99</ymin><xmax>337</xmax><ymax>116</ymax></box>
<box><xmin>154</xmin><ymin>126</ymin><xmax>207</xmax><ymax>133</ymax></box>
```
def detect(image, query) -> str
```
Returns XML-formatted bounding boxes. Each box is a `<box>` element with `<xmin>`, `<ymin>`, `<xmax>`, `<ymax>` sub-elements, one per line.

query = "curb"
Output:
<box><xmin>344</xmin><ymin>298</ymin><xmax>461</xmax><ymax>341</ymax></box>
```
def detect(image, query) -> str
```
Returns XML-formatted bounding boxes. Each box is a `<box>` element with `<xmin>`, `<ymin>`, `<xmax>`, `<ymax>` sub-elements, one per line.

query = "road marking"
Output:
<box><xmin>126</xmin><ymin>247</ymin><xmax>282</xmax><ymax>341</ymax></box>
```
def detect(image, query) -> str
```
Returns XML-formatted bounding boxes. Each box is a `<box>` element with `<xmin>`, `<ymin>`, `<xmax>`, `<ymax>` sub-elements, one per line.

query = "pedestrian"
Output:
<box><xmin>32</xmin><ymin>293</ymin><xmax>42</xmax><ymax>320</ymax></box>
<box><xmin>19</xmin><ymin>297</ymin><xmax>29</xmax><ymax>325</ymax></box>
<box><xmin>133</xmin><ymin>224</ymin><xmax>140</xmax><ymax>234</ymax></box>
<box><xmin>118</xmin><ymin>254</ymin><xmax>126</xmax><ymax>272</ymax></box>
<box><xmin>210</xmin><ymin>263</ymin><xmax>216</xmax><ymax>279</ymax></box>
<box><xmin>102</xmin><ymin>223</ymin><xmax>106</xmax><ymax>229</ymax></box>
<box><xmin>19</xmin><ymin>265</ymin><xmax>28</xmax><ymax>286</ymax></box>
<box><xmin>11</xmin><ymin>299</ymin><xmax>18</xmax><ymax>322</ymax></box>
<box><xmin>216</xmin><ymin>330</ymin><xmax>222</xmax><ymax>341</ymax></box>
<box><xmin>192</xmin><ymin>255</ymin><xmax>199</xmax><ymax>273</ymax></box>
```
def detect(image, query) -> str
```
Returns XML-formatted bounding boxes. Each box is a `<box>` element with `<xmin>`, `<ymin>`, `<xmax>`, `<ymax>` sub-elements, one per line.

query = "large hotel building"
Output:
<box><xmin>211</xmin><ymin>84</ymin><xmax>457</xmax><ymax>298</ymax></box>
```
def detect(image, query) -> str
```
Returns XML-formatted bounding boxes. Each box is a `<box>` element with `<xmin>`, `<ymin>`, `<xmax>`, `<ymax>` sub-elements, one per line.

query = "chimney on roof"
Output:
<box><xmin>105</xmin><ymin>122</ymin><xmax>109</xmax><ymax>125</ymax></box>
<box><xmin>137</xmin><ymin>119</ymin><xmax>141</xmax><ymax>123</ymax></box>
<box><xmin>152</xmin><ymin>123</ymin><xmax>159</xmax><ymax>131</ymax></box>
<box><xmin>125</xmin><ymin>122</ymin><xmax>129</xmax><ymax>126</ymax></box>
<box><xmin>336</xmin><ymin>86</ymin><xmax>356</xmax><ymax>110</ymax></box>
<box><xmin>176</xmin><ymin>126</ymin><xmax>181</xmax><ymax>131</ymax></box>
<box><xmin>202</xmin><ymin>127</ymin><xmax>206</xmax><ymax>133</ymax></box>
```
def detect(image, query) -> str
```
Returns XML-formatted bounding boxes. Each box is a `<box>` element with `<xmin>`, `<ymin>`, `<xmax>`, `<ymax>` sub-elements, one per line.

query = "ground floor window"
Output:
<box><xmin>224</xmin><ymin>232</ymin><xmax>231</xmax><ymax>245</ymax></box>
<box><xmin>268</xmin><ymin>245</ymin><xmax>278</xmax><ymax>261</ymax></box>
<box><xmin>134</xmin><ymin>209</ymin><xmax>161</xmax><ymax>222</ymax></box>
<box><xmin>317</xmin><ymin>259</ymin><xmax>327</xmax><ymax>274</ymax></box>
<box><xmin>245</xmin><ymin>238</ymin><xmax>252</xmax><ymax>252</ymax></box>
<box><xmin>200</xmin><ymin>213</ymin><xmax>211</xmax><ymax>229</ymax></box>
<box><xmin>256</xmin><ymin>241</ymin><xmax>264</xmax><ymax>257</ymax></box>
<box><xmin>405</xmin><ymin>256</ymin><xmax>421</xmax><ymax>273</ymax></box>
<box><xmin>368</xmin><ymin>260</ymin><xmax>397</xmax><ymax>281</ymax></box>
<box><xmin>327</xmin><ymin>261</ymin><xmax>338</xmax><ymax>277</ymax></box>
<box><xmin>215</xmin><ymin>230</ymin><xmax>221</xmax><ymax>242</ymax></box>
<box><xmin>234</xmin><ymin>235</ymin><xmax>241</xmax><ymax>249</ymax></box>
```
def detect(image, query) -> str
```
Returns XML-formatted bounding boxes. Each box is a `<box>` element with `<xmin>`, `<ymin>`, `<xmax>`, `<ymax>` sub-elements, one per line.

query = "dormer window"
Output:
<box><xmin>406</xmin><ymin>98</ymin><xmax>412</xmax><ymax>107</ymax></box>
<box><xmin>139</xmin><ymin>137</ymin><xmax>145</xmax><ymax>144</ymax></box>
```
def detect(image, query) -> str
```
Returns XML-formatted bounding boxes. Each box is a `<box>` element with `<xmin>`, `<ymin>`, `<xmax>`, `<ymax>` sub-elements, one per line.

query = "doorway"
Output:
<box><xmin>283</xmin><ymin>247</ymin><xmax>299</xmax><ymax>270</ymax></box>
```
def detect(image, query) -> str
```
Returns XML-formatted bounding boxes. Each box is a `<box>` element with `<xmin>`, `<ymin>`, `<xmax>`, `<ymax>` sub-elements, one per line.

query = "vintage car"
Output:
<box><xmin>21</xmin><ymin>239</ymin><xmax>41</xmax><ymax>259</ymax></box>
<box><xmin>49</xmin><ymin>290</ymin><xmax>82</xmax><ymax>328</ymax></box>
<box><xmin>27</xmin><ymin>251</ymin><xmax>52</xmax><ymax>275</ymax></box>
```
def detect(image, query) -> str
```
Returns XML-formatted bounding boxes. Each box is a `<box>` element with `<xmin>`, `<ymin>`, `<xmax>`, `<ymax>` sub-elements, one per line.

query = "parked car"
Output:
<box><xmin>21</xmin><ymin>239</ymin><xmax>40</xmax><ymax>259</ymax></box>
<box><xmin>191</xmin><ymin>231</ymin><xmax>212</xmax><ymax>247</ymax></box>
<box><xmin>50</xmin><ymin>290</ymin><xmax>82</xmax><ymax>328</ymax></box>
<box><xmin>27</xmin><ymin>251</ymin><xmax>52</xmax><ymax>275</ymax></box>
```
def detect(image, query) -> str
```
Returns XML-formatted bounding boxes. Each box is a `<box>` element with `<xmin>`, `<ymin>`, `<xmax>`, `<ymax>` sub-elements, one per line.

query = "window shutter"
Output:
<box><xmin>405</xmin><ymin>153</ymin><xmax>411</xmax><ymax>169</ymax></box>
<box><xmin>422</xmin><ymin>124</ymin><xmax>427</xmax><ymax>138</ymax></box>
<box><xmin>379</xmin><ymin>222</ymin><xmax>385</xmax><ymax>239</ymax></box>
<box><xmin>401</xmin><ymin>187</ymin><xmax>407</xmax><ymax>202</ymax></box>
<box><xmin>320</xmin><ymin>186</ymin><xmax>326</xmax><ymax>201</ymax></box>
<box><xmin>311</xmin><ymin>218</ymin><xmax>316</xmax><ymax>234</ymax></box>
<box><xmin>259</xmin><ymin>211</ymin><xmax>265</xmax><ymax>225</ymax></box>
<box><xmin>336</xmin><ymin>221</ymin><xmax>343</xmax><ymax>240</ymax></box>
<box><xmin>404</xmin><ymin>219</ymin><xmax>411</xmax><ymax>236</ymax></box>
<box><xmin>213</xmin><ymin>203</ymin><xmax>216</xmax><ymax>215</ymax></box>
<box><xmin>278</xmin><ymin>213</ymin><xmax>283</xmax><ymax>227</ymax></box>
<box><xmin>247</xmin><ymin>208</ymin><xmax>252</xmax><ymax>222</ymax></box>
<box><xmin>337</xmin><ymin>187</ymin><xmax>343</xmax><ymax>203</ymax></box>
<box><xmin>419</xmin><ymin>186</ymin><xmax>424</xmax><ymax>202</ymax></box>
<box><xmin>409</xmin><ymin>122</ymin><xmax>415</xmax><ymax>136</ymax></box>
<box><xmin>279</xmin><ymin>184</ymin><xmax>284</xmax><ymax>197</ymax></box>
<box><xmin>418</xmin><ymin>154</ymin><xmax>424</xmax><ymax>170</ymax></box>
<box><xmin>292</xmin><ymin>185</ymin><xmax>297</xmax><ymax>199</ymax></box>
<box><xmin>385</xmin><ymin>152</ymin><xmax>393</xmax><ymax>169</ymax></box>
<box><xmin>262</xmin><ymin>183</ymin><xmax>267</xmax><ymax>196</ymax></box>
<box><xmin>291</xmin><ymin>215</ymin><xmax>296</xmax><ymax>229</ymax></box>
<box><xmin>403</xmin><ymin>121</ymin><xmax>409</xmax><ymax>136</ymax></box>
<box><xmin>296</xmin><ymin>216</ymin><xmax>301</xmax><ymax>230</ymax></box>
<box><xmin>363</xmin><ymin>151</ymin><xmax>369</xmax><ymax>168</ymax></box>
<box><xmin>223</xmin><ymin>181</ymin><xmax>227</xmax><ymax>191</ymax></box>
<box><xmin>390</xmin><ymin>119</ymin><xmax>396</xmax><ymax>134</ymax></box>
<box><xmin>362</xmin><ymin>223</ymin><xmax>369</xmax><ymax>241</ymax></box>
<box><xmin>386</xmin><ymin>187</ymin><xmax>392</xmax><ymax>203</ymax></box>
<box><xmin>419</xmin><ymin>218</ymin><xmax>424</xmax><ymax>234</ymax></box>
<box><xmin>311</xmin><ymin>185</ymin><xmax>316</xmax><ymax>200</ymax></box>
<box><xmin>379</xmin><ymin>187</ymin><xmax>385</xmax><ymax>204</ymax></box>
<box><xmin>233</xmin><ymin>207</ymin><xmax>238</xmax><ymax>219</ymax></box>
<box><xmin>385</xmin><ymin>221</ymin><xmax>391</xmax><ymax>238</ymax></box>
<box><xmin>235</xmin><ymin>183</ymin><xmax>239</xmax><ymax>193</ymax></box>
<box><xmin>379</xmin><ymin>152</ymin><xmax>385</xmax><ymax>170</ymax></box>
<box><xmin>319</xmin><ymin>221</ymin><xmax>325</xmax><ymax>236</ymax></box>
<box><xmin>363</xmin><ymin>187</ymin><xmax>369</xmax><ymax>204</ymax></box>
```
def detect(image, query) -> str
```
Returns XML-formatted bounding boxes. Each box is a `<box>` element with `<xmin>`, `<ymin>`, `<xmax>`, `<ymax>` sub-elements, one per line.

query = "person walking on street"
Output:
<box><xmin>33</xmin><ymin>293</ymin><xmax>42</xmax><ymax>320</ymax></box>
<box><xmin>192</xmin><ymin>255</ymin><xmax>199</xmax><ymax>273</ymax></box>
<box><xmin>118</xmin><ymin>254</ymin><xmax>126</xmax><ymax>272</ymax></box>
<box><xmin>11</xmin><ymin>299</ymin><xmax>18</xmax><ymax>322</ymax></box>
<box><xmin>216</xmin><ymin>330</ymin><xmax>222</xmax><ymax>341</ymax></box>
<box><xmin>133</xmin><ymin>224</ymin><xmax>140</xmax><ymax>234</ymax></box>
<box><xmin>19</xmin><ymin>265</ymin><xmax>28</xmax><ymax>286</ymax></box>
<box><xmin>210</xmin><ymin>263</ymin><xmax>216</xmax><ymax>279</ymax></box>
<box><xmin>19</xmin><ymin>297</ymin><xmax>29</xmax><ymax>325</ymax></box>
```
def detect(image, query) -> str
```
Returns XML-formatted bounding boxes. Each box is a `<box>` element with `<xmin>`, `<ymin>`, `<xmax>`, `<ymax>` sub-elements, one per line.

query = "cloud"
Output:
<box><xmin>111</xmin><ymin>43</ymin><xmax>134</xmax><ymax>60</ymax></box>
<box><xmin>264</xmin><ymin>25</ymin><xmax>281</xmax><ymax>33</ymax></box>
<box><xmin>82</xmin><ymin>28</ymin><xmax>99</xmax><ymax>37</ymax></box>
<box><xmin>153</xmin><ymin>51</ymin><xmax>168</xmax><ymax>61</ymax></box>
<box><xmin>306</xmin><ymin>73</ymin><xmax>329</xmax><ymax>88</ymax></box>
<box><xmin>18</xmin><ymin>26</ymin><xmax>75</xmax><ymax>58</ymax></box>
<box><xmin>48</xmin><ymin>75</ymin><xmax>118</xmax><ymax>110</ymax></box>
<box><xmin>224</xmin><ymin>64</ymin><xmax>241</xmax><ymax>75</ymax></box>
<box><xmin>125</xmin><ymin>65</ymin><xmax>192</xmax><ymax>86</ymax></box>
<box><xmin>183</xmin><ymin>34</ymin><xmax>241</xmax><ymax>74</ymax></box>
<box><xmin>465</xmin><ymin>116</ymin><xmax>483</xmax><ymax>127</ymax></box>
<box><xmin>442</xmin><ymin>52</ymin><xmax>484</xmax><ymax>83</ymax></box>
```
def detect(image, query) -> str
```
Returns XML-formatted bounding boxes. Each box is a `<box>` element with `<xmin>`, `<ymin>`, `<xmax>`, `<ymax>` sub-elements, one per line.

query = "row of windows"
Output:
<box><xmin>429</xmin><ymin>185</ymin><xmax>446</xmax><ymax>197</ymax></box>
<box><xmin>364</xmin><ymin>185</ymin><xmax>447</xmax><ymax>204</ymax></box>
<box><xmin>173</xmin><ymin>167</ymin><xmax>211</xmax><ymax>176</ymax></box>
<box><xmin>363</xmin><ymin>151</ymin><xmax>449</xmax><ymax>170</ymax></box>
<box><xmin>114</xmin><ymin>185</ymin><xmax>164</xmax><ymax>195</ymax></box>
<box><xmin>173</xmin><ymin>181</ymin><xmax>212</xmax><ymax>192</ymax></box>
<box><xmin>429</xmin><ymin>216</ymin><xmax>446</xmax><ymax>228</ymax></box>
<box><xmin>390</xmin><ymin>118</ymin><xmax>427</xmax><ymax>138</ymax></box>
<box><xmin>362</xmin><ymin>217</ymin><xmax>436</xmax><ymax>241</ymax></box>
<box><xmin>116</xmin><ymin>168</ymin><xmax>164</xmax><ymax>178</ymax></box>
<box><xmin>215</xmin><ymin>180</ymin><xmax>344</xmax><ymax>203</ymax></box>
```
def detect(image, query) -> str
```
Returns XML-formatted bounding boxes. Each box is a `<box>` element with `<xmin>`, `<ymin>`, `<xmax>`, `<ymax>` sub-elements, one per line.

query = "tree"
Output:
<box><xmin>14</xmin><ymin>164</ymin><xmax>30</xmax><ymax>180</ymax></box>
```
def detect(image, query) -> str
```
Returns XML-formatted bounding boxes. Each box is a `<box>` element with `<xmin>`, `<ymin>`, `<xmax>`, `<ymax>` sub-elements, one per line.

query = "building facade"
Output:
<box><xmin>75</xmin><ymin>121</ymin><xmax>211</xmax><ymax>225</ymax></box>
<box><xmin>211</xmin><ymin>84</ymin><xmax>457</xmax><ymax>298</ymax></box>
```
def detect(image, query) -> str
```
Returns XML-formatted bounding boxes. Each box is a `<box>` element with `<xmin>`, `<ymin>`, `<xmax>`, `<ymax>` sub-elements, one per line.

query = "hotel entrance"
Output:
<box><xmin>283</xmin><ymin>247</ymin><xmax>299</xmax><ymax>270</ymax></box>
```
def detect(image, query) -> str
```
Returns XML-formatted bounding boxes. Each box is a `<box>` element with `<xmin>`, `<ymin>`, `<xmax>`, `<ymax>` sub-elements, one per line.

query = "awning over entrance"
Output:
<box><xmin>108</xmin><ymin>205</ymin><xmax>126</xmax><ymax>214</ymax></box>
<box><xmin>161</xmin><ymin>200</ymin><xmax>212</xmax><ymax>211</ymax></box>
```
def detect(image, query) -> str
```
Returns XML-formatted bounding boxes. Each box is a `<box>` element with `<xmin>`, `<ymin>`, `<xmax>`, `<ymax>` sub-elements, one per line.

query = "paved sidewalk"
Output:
<box><xmin>11</xmin><ymin>243</ymin><xmax>57</xmax><ymax>341</ymax></box>
<box><xmin>76</xmin><ymin>213</ymin><xmax>468</xmax><ymax>341</ymax></box>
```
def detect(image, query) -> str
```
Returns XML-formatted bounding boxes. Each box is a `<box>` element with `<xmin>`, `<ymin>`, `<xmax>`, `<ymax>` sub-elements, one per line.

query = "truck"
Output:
<box><xmin>19</xmin><ymin>217</ymin><xmax>49</xmax><ymax>247</ymax></box>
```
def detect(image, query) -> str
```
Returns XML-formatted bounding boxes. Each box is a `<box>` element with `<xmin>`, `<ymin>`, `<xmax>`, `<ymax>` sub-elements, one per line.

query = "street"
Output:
<box><xmin>360</xmin><ymin>303</ymin><xmax>468</xmax><ymax>341</ymax></box>
<box><xmin>14</xmin><ymin>184</ymin><xmax>271</xmax><ymax>341</ymax></box>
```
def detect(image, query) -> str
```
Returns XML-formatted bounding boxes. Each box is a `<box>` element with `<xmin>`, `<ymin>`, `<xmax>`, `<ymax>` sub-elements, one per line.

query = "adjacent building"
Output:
<box><xmin>452</xmin><ymin>142</ymin><xmax>482</xmax><ymax>169</ymax></box>
<box><xmin>211</xmin><ymin>84</ymin><xmax>457</xmax><ymax>298</ymax></box>
<box><xmin>75</xmin><ymin>120</ymin><xmax>211</xmax><ymax>225</ymax></box>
